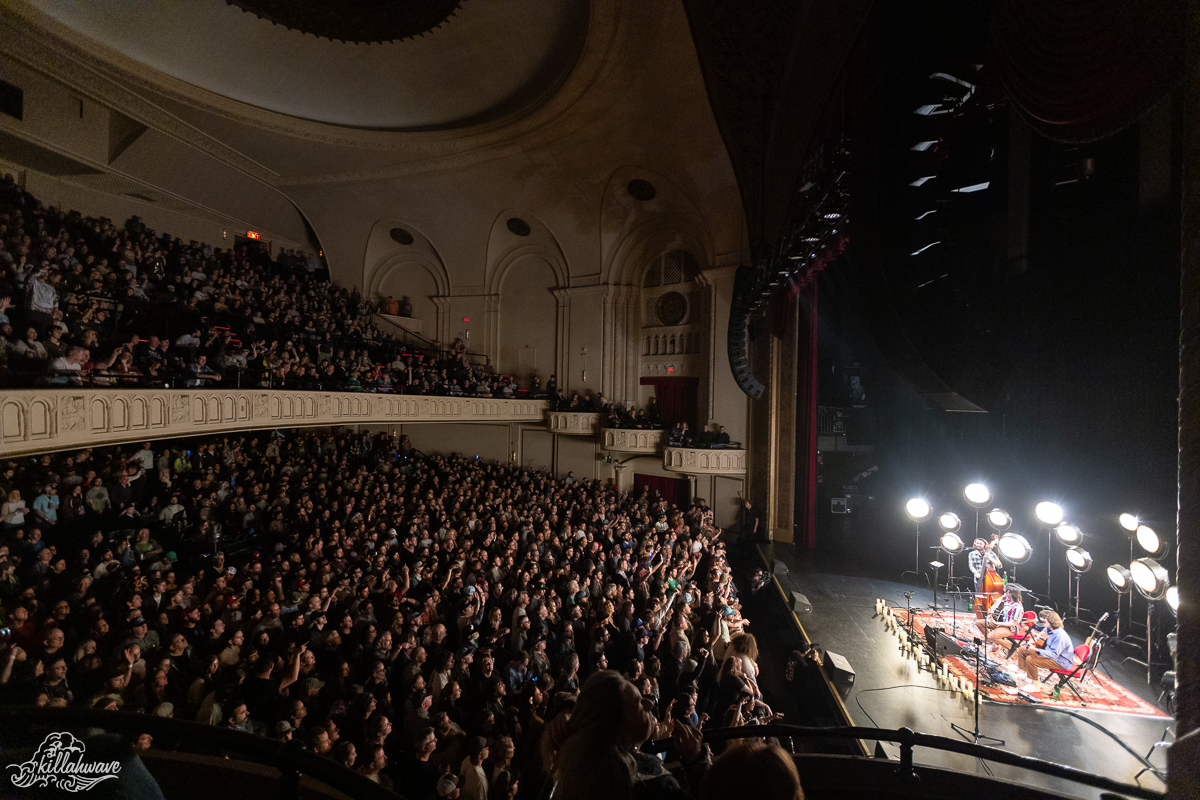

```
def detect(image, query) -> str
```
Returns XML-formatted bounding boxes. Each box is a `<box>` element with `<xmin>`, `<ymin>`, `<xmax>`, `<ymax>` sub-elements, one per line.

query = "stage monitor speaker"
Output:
<box><xmin>790</xmin><ymin>591</ymin><xmax>812</xmax><ymax>614</ymax></box>
<box><xmin>824</xmin><ymin>650</ymin><xmax>855</xmax><ymax>687</ymax></box>
<box><xmin>926</xmin><ymin>628</ymin><xmax>965</xmax><ymax>657</ymax></box>
<box><xmin>773</xmin><ymin>559</ymin><xmax>788</xmax><ymax>576</ymax></box>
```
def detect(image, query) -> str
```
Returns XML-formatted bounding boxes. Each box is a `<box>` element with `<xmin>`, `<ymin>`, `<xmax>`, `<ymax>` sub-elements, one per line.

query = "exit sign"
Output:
<box><xmin>246</xmin><ymin>231</ymin><xmax>261</xmax><ymax>240</ymax></box>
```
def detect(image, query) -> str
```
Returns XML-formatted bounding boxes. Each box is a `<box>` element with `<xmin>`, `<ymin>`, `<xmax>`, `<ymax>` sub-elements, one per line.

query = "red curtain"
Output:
<box><xmin>634</xmin><ymin>473</ymin><xmax>690</xmax><ymax>509</ymax></box>
<box><xmin>639</xmin><ymin>376</ymin><xmax>699</xmax><ymax>428</ymax></box>
<box><xmin>989</xmin><ymin>0</ymin><xmax>1185</xmax><ymax>143</ymax></box>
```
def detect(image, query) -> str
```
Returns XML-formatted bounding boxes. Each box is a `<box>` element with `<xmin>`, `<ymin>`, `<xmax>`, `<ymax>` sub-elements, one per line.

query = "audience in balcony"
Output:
<box><xmin>0</xmin><ymin>428</ymin><xmax>761</xmax><ymax>798</ymax></box>
<box><xmin>0</xmin><ymin>175</ymin><xmax>534</xmax><ymax>397</ymax></box>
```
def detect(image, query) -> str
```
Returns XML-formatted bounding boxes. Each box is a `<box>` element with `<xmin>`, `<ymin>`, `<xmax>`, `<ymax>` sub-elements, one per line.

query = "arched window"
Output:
<box><xmin>642</xmin><ymin>249</ymin><xmax>700</xmax><ymax>288</ymax></box>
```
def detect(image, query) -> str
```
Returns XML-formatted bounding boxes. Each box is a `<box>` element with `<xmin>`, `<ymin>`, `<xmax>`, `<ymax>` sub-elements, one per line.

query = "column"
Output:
<box><xmin>1169</xmin><ymin>5</ymin><xmax>1200</xmax><ymax>796</ymax></box>
<box><xmin>794</xmin><ymin>280</ymin><xmax>819</xmax><ymax>550</ymax></box>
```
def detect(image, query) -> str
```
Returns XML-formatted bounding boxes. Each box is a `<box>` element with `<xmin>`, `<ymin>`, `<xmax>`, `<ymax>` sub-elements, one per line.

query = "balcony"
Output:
<box><xmin>0</xmin><ymin>389</ymin><xmax>547</xmax><ymax>458</ymax></box>
<box><xmin>545</xmin><ymin>411</ymin><xmax>600</xmax><ymax>435</ymax></box>
<box><xmin>662</xmin><ymin>446</ymin><xmax>746</xmax><ymax>474</ymax></box>
<box><xmin>600</xmin><ymin>427</ymin><xmax>665</xmax><ymax>454</ymax></box>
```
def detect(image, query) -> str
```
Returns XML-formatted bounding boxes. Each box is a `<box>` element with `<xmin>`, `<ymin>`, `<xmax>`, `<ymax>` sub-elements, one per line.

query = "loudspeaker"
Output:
<box><xmin>929</xmin><ymin>629</ymin><xmax>965</xmax><ymax>657</ymax></box>
<box><xmin>790</xmin><ymin>591</ymin><xmax>812</xmax><ymax>614</ymax></box>
<box><xmin>772</xmin><ymin>559</ymin><xmax>788</xmax><ymax>576</ymax></box>
<box><xmin>824</xmin><ymin>650</ymin><xmax>855</xmax><ymax>687</ymax></box>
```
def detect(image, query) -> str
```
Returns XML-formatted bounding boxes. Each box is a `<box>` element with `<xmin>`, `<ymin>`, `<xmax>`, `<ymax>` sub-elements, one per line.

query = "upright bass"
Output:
<box><xmin>974</xmin><ymin>534</ymin><xmax>1004</xmax><ymax>621</ymax></box>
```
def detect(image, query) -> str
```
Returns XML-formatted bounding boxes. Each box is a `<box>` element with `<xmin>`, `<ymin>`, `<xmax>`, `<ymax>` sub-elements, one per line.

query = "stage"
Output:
<box><xmin>761</xmin><ymin>544</ymin><xmax>1171</xmax><ymax>799</ymax></box>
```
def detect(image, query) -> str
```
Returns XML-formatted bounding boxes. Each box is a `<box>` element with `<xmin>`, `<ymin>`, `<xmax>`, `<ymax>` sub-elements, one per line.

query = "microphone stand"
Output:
<box><xmin>952</xmin><ymin>636</ymin><xmax>1005</xmax><ymax>746</ymax></box>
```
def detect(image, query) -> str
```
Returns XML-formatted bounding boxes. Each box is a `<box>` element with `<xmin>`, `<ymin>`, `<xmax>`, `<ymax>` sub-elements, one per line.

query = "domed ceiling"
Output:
<box><xmin>27</xmin><ymin>0</ymin><xmax>589</xmax><ymax>130</ymax></box>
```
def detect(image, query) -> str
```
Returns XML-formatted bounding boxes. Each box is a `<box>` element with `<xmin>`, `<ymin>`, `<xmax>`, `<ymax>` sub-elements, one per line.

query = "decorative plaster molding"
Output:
<box><xmin>0</xmin><ymin>1</ymin><xmax>628</xmax><ymax>180</ymax></box>
<box><xmin>0</xmin><ymin>389</ymin><xmax>546</xmax><ymax>458</ymax></box>
<box><xmin>600</xmin><ymin>428</ymin><xmax>663</xmax><ymax>454</ymax></box>
<box><xmin>663</xmin><ymin>446</ymin><xmax>746</xmax><ymax>475</ymax></box>
<box><xmin>545</xmin><ymin>411</ymin><xmax>599</xmax><ymax>435</ymax></box>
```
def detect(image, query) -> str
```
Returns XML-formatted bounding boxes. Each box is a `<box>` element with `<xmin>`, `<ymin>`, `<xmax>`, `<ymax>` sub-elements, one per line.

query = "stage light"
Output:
<box><xmin>911</xmin><ymin>141</ymin><xmax>937</xmax><ymax>151</ymax></box>
<box><xmin>1119</xmin><ymin>513</ymin><xmax>1139</xmax><ymax>531</ymax></box>
<box><xmin>1130</xmin><ymin>558</ymin><xmax>1169</xmax><ymax>600</ymax></box>
<box><xmin>937</xmin><ymin>512</ymin><xmax>962</xmax><ymax>533</ymax></box>
<box><xmin>1135</xmin><ymin>525</ymin><xmax>1169</xmax><ymax>558</ymax></box>
<box><xmin>986</xmin><ymin>508</ymin><xmax>1012</xmax><ymax>531</ymax></box>
<box><xmin>996</xmin><ymin>533</ymin><xmax>1032</xmax><ymax>564</ymax></box>
<box><xmin>963</xmin><ymin>483</ymin><xmax>991</xmax><ymax>508</ymax></box>
<box><xmin>939</xmin><ymin>532</ymin><xmax>964</xmax><ymax>554</ymax></box>
<box><xmin>910</xmin><ymin>241</ymin><xmax>940</xmax><ymax>255</ymax></box>
<box><xmin>1107</xmin><ymin>565</ymin><xmax>1133</xmax><ymax>594</ymax></box>
<box><xmin>1035</xmin><ymin>502</ymin><xmax>1064</xmax><ymax>526</ymax></box>
<box><xmin>951</xmin><ymin>182</ymin><xmax>990</xmax><ymax>193</ymax></box>
<box><xmin>1065</xmin><ymin>547</ymin><xmax>1092</xmax><ymax>573</ymax></box>
<box><xmin>1055</xmin><ymin>524</ymin><xmax>1082</xmax><ymax>545</ymax></box>
<box><xmin>1166</xmin><ymin>586</ymin><xmax>1179</xmax><ymax>615</ymax></box>
<box><xmin>905</xmin><ymin>498</ymin><xmax>932</xmax><ymax>521</ymax></box>
<box><xmin>909</xmin><ymin>176</ymin><xmax>936</xmax><ymax>187</ymax></box>
<box><xmin>915</xmin><ymin>210</ymin><xmax>937</xmax><ymax>220</ymax></box>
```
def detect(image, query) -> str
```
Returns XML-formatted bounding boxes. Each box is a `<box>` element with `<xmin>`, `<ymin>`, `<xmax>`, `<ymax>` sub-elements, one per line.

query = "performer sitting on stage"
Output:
<box><xmin>1014</xmin><ymin>610</ymin><xmax>1074</xmax><ymax>687</ymax></box>
<box><xmin>968</xmin><ymin>537</ymin><xmax>1002</xmax><ymax>593</ymax></box>
<box><xmin>974</xmin><ymin>584</ymin><xmax>1024</xmax><ymax>650</ymax></box>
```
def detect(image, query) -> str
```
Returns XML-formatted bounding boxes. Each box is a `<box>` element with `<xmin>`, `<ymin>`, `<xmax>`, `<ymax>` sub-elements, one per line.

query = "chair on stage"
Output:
<box><xmin>1003</xmin><ymin>612</ymin><xmax>1038</xmax><ymax>654</ymax></box>
<box><xmin>1041</xmin><ymin>644</ymin><xmax>1096</xmax><ymax>704</ymax></box>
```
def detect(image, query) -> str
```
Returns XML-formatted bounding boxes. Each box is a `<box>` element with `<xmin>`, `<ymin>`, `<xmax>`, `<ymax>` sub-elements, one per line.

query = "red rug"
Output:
<box><xmin>885</xmin><ymin>608</ymin><xmax>1170</xmax><ymax>719</ymax></box>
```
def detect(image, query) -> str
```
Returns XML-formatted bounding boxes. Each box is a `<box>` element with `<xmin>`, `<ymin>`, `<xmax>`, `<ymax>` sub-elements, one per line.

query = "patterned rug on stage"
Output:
<box><xmin>887</xmin><ymin>609</ymin><xmax>1170</xmax><ymax>718</ymax></box>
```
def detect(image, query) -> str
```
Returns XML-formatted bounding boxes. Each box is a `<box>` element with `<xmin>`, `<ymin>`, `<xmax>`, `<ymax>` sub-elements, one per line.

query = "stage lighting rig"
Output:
<box><xmin>1035</xmin><ymin>502</ymin><xmax>1065</xmax><ymax>526</ymax></box>
<box><xmin>1119</xmin><ymin>513</ymin><xmax>1139</xmax><ymax>532</ymax></box>
<box><xmin>902</xmin><ymin>497</ymin><xmax>932</xmax><ymax>586</ymax></box>
<box><xmin>985</xmin><ymin>509</ymin><xmax>1011</xmax><ymax>532</ymax></box>
<box><xmin>937</xmin><ymin>512</ymin><xmax>962</xmax><ymax>533</ymax></box>
<box><xmin>1135</xmin><ymin>525</ymin><xmax>1169</xmax><ymax>559</ymax></box>
<box><xmin>963</xmin><ymin>483</ymin><xmax>991</xmax><ymax>508</ymax></box>
<box><xmin>1055</xmin><ymin>524</ymin><xmax>1081</xmax><ymax>545</ymax></box>
<box><xmin>1128</xmin><ymin>557</ymin><xmax>1170</xmax><ymax>685</ymax></box>
<box><xmin>1065</xmin><ymin>547</ymin><xmax>1092</xmax><ymax>621</ymax></box>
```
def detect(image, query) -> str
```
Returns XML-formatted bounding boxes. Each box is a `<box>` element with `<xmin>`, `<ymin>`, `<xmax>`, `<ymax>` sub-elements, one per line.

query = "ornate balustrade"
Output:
<box><xmin>600</xmin><ymin>428</ymin><xmax>665</xmax><ymax>454</ymax></box>
<box><xmin>662</xmin><ymin>446</ymin><xmax>746</xmax><ymax>475</ymax></box>
<box><xmin>545</xmin><ymin>411</ymin><xmax>600</xmax><ymax>435</ymax></box>
<box><xmin>0</xmin><ymin>390</ymin><xmax>547</xmax><ymax>457</ymax></box>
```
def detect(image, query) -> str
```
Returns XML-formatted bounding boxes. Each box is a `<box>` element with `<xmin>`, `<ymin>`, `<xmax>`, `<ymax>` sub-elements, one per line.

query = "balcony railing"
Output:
<box><xmin>545</xmin><ymin>411</ymin><xmax>600</xmax><ymax>435</ymax></box>
<box><xmin>663</xmin><ymin>445</ymin><xmax>746</xmax><ymax>474</ymax></box>
<box><xmin>601</xmin><ymin>427</ymin><xmax>665</xmax><ymax>453</ymax></box>
<box><xmin>0</xmin><ymin>389</ymin><xmax>546</xmax><ymax>458</ymax></box>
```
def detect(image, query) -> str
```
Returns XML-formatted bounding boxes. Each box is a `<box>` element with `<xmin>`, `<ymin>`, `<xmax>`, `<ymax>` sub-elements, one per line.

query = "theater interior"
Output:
<box><xmin>0</xmin><ymin>1</ymin><xmax>1196</xmax><ymax>799</ymax></box>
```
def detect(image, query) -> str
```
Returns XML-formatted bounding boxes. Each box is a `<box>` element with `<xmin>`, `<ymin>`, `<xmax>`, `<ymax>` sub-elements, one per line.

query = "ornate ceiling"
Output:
<box><xmin>224</xmin><ymin>0</ymin><xmax>464</xmax><ymax>45</ymax></box>
<box><xmin>26</xmin><ymin>0</ymin><xmax>589</xmax><ymax>129</ymax></box>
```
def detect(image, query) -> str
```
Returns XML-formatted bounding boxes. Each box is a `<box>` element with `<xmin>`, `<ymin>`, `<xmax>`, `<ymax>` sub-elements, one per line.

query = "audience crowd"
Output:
<box><xmin>0</xmin><ymin>175</ymin><xmax>520</xmax><ymax>397</ymax></box>
<box><xmin>0</xmin><ymin>427</ymin><xmax>785</xmax><ymax>799</ymax></box>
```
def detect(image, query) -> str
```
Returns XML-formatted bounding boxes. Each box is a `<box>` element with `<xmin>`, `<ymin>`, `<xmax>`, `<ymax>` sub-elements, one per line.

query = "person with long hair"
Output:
<box><xmin>551</xmin><ymin>670</ymin><xmax>701</xmax><ymax>800</ymax></box>
<box><xmin>699</xmin><ymin>742</ymin><xmax>804</xmax><ymax>800</ymax></box>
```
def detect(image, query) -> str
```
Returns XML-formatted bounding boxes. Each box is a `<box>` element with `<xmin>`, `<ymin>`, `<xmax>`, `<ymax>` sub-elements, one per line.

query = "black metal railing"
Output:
<box><xmin>0</xmin><ymin>709</ymin><xmax>1164</xmax><ymax>800</ymax></box>
<box><xmin>647</xmin><ymin>724</ymin><xmax>1164</xmax><ymax>800</ymax></box>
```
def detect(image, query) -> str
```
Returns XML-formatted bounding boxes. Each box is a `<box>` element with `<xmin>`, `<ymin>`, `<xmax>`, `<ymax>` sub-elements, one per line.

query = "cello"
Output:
<box><xmin>974</xmin><ymin>534</ymin><xmax>1005</xmax><ymax>621</ymax></box>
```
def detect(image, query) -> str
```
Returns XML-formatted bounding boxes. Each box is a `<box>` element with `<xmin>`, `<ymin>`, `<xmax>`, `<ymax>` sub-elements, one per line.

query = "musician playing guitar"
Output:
<box><xmin>968</xmin><ymin>536</ymin><xmax>1002</xmax><ymax>593</ymax></box>
<box><xmin>974</xmin><ymin>584</ymin><xmax>1024</xmax><ymax>650</ymax></box>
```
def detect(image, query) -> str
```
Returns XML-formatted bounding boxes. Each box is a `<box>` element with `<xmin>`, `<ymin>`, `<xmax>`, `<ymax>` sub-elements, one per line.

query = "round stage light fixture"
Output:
<box><xmin>1107</xmin><ymin>565</ymin><xmax>1133</xmax><ymax>594</ymax></box>
<box><xmin>939</xmin><ymin>532</ymin><xmax>964</xmax><ymax>554</ymax></box>
<box><xmin>997</xmin><ymin>533</ymin><xmax>1032</xmax><ymax>564</ymax></box>
<box><xmin>1035</xmin><ymin>502</ymin><xmax>1065</xmax><ymax>526</ymax></box>
<box><xmin>1065</xmin><ymin>547</ymin><xmax>1092</xmax><ymax>573</ymax></box>
<box><xmin>1119</xmin><ymin>513</ymin><xmax>1139</xmax><ymax>532</ymax></box>
<box><xmin>964</xmin><ymin>483</ymin><xmax>991</xmax><ymax>508</ymax></box>
<box><xmin>937</xmin><ymin>512</ymin><xmax>962</xmax><ymax>533</ymax></box>
<box><xmin>905</xmin><ymin>498</ymin><xmax>932</xmax><ymax>521</ymax></box>
<box><xmin>1166</xmin><ymin>585</ymin><xmax>1179</xmax><ymax>615</ymax></box>
<box><xmin>1135</xmin><ymin>525</ymin><xmax>1169</xmax><ymax>558</ymax></box>
<box><xmin>1130</xmin><ymin>558</ymin><xmax>1169</xmax><ymax>600</ymax></box>
<box><xmin>986</xmin><ymin>508</ymin><xmax>1012</xmax><ymax>532</ymax></box>
<box><xmin>1055</xmin><ymin>524</ymin><xmax>1082</xmax><ymax>546</ymax></box>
